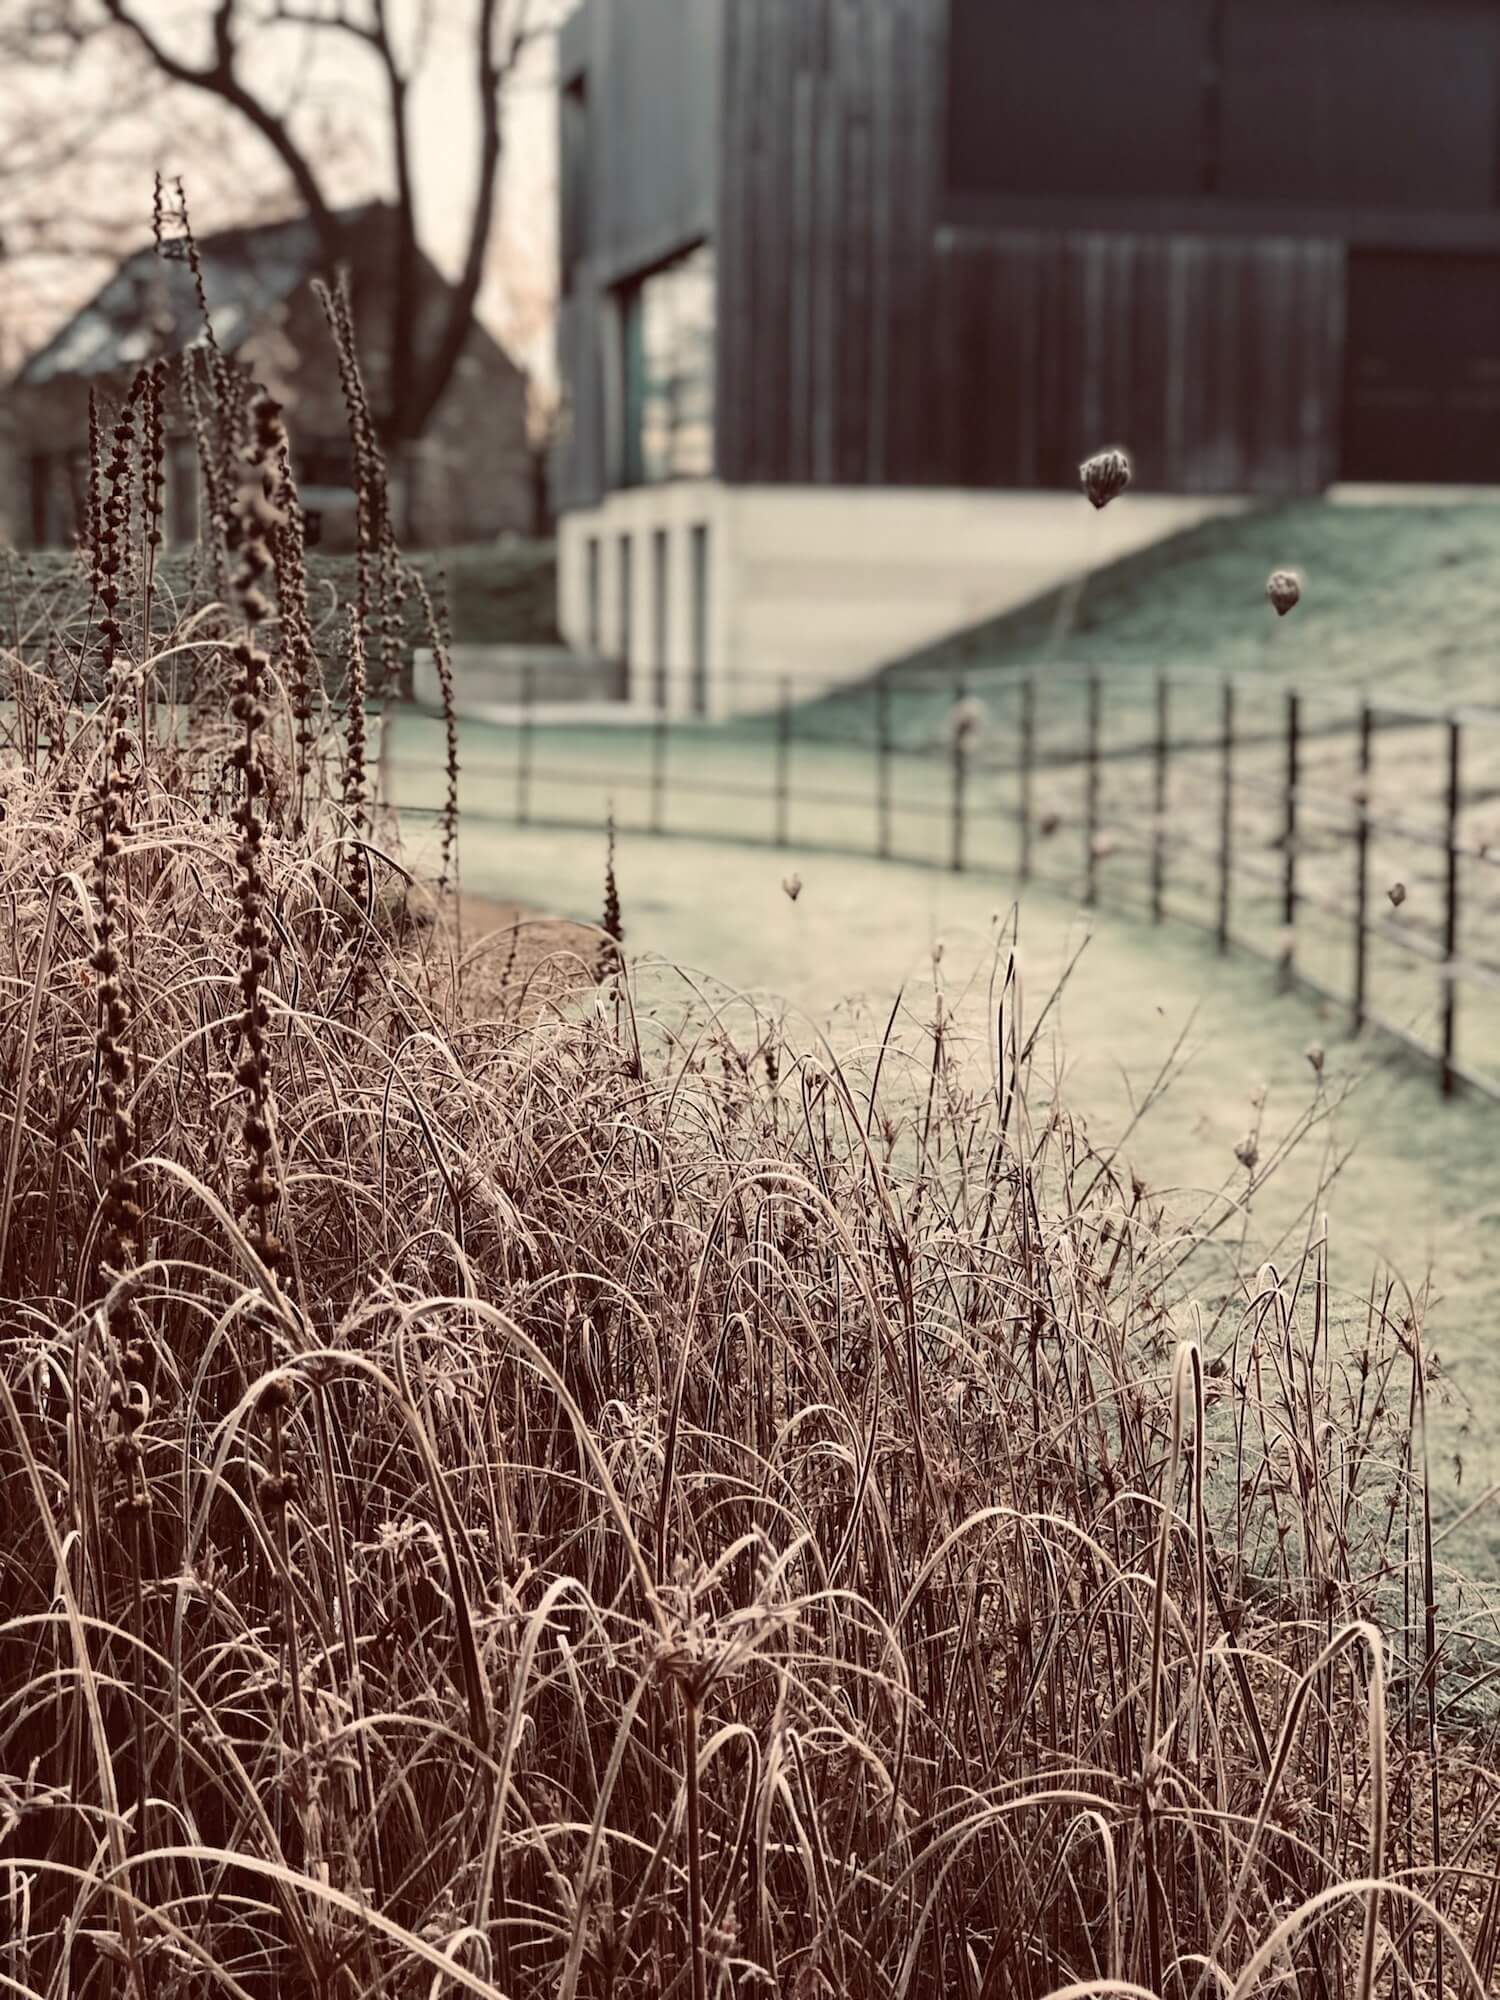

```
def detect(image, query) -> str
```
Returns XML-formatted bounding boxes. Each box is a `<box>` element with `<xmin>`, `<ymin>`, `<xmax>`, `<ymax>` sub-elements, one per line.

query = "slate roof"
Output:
<box><xmin>15</xmin><ymin>204</ymin><xmax>379</xmax><ymax>388</ymax></box>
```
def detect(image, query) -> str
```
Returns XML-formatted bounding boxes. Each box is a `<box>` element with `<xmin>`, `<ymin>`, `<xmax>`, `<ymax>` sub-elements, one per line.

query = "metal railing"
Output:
<box><xmin>397</xmin><ymin>663</ymin><xmax>1500</xmax><ymax>1102</ymax></box>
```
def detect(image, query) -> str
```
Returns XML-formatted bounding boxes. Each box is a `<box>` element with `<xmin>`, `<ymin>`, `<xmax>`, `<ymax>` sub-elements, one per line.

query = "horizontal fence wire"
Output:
<box><xmin>399</xmin><ymin>664</ymin><xmax>1500</xmax><ymax>1104</ymax></box>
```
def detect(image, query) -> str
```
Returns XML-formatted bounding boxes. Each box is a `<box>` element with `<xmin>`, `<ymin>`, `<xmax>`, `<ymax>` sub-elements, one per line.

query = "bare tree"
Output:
<box><xmin>2</xmin><ymin>0</ymin><xmax>549</xmax><ymax>445</ymax></box>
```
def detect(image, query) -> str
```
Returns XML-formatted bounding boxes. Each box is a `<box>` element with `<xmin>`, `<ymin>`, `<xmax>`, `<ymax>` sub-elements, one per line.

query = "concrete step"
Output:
<box><xmin>413</xmin><ymin>644</ymin><xmax>625</xmax><ymax>710</ymax></box>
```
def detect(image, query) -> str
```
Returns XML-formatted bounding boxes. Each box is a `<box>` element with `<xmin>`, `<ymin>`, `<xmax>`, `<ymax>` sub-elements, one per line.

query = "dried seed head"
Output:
<box><xmin>1305</xmin><ymin>1042</ymin><xmax>1325</xmax><ymax>1075</ymax></box>
<box><xmin>949</xmin><ymin>695</ymin><xmax>986</xmax><ymax>746</ymax></box>
<box><xmin>1266</xmin><ymin>569</ymin><xmax>1302</xmax><ymax>617</ymax></box>
<box><xmin>257</xmin><ymin>1374</ymin><xmax>296</xmax><ymax>1415</ymax></box>
<box><xmin>782</xmin><ymin>872</ymin><xmax>802</xmax><ymax>902</ymax></box>
<box><xmin>1234</xmin><ymin>1133</ymin><xmax>1260</xmax><ymax>1171</ymax></box>
<box><xmin>1388</xmin><ymin>880</ymin><xmax>1407</xmax><ymax>908</ymax></box>
<box><xmin>256</xmin><ymin>1469</ymin><xmax>301</xmax><ymax>1511</ymax></box>
<box><xmin>1080</xmin><ymin>448</ymin><xmax>1131</xmax><ymax>510</ymax></box>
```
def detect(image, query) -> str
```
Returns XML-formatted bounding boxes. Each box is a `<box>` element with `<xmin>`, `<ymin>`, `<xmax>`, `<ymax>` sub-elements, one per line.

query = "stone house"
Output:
<box><xmin>7</xmin><ymin>202</ymin><xmax>534</xmax><ymax>551</ymax></box>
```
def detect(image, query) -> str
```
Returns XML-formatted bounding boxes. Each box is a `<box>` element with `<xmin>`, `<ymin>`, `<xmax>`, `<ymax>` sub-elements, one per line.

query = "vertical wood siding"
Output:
<box><xmin>717</xmin><ymin>0</ymin><xmax>1346</xmax><ymax>494</ymax></box>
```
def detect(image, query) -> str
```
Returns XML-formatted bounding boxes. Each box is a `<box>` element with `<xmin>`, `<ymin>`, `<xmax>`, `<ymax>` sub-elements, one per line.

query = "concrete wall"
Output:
<box><xmin>557</xmin><ymin>479</ymin><xmax>731</xmax><ymax>714</ymax></box>
<box><xmin>558</xmin><ymin>482</ymin><xmax>1247</xmax><ymax>717</ymax></box>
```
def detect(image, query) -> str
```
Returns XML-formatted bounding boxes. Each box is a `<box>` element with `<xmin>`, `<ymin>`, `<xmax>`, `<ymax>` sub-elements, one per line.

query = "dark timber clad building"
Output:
<box><xmin>554</xmin><ymin>0</ymin><xmax>1500</xmax><ymax>711</ymax></box>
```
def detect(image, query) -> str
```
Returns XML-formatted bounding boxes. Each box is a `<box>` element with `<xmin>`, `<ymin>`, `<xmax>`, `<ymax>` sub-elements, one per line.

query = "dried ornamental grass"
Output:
<box><xmin>0</xmin><ymin>198</ymin><xmax>1497</xmax><ymax>2000</ymax></box>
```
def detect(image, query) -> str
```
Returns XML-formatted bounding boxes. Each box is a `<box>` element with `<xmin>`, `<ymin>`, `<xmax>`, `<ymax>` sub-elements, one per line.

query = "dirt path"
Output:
<box><xmin>384</xmin><ymin>881</ymin><xmax>602</xmax><ymax>1021</ymax></box>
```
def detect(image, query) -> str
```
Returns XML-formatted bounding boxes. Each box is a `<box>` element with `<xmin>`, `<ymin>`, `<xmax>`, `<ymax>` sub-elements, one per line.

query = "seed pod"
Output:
<box><xmin>1388</xmin><ymin>880</ymin><xmax>1407</xmax><ymax>908</ymax></box>
<box><xmin>1266</xmin><ymin>569</ymin><xmax>1302</xmax><ymax>617</ymax></box>
<box><xmin>949</xmin><ymin>695</ymin><xmax>986</xmax><ymax>746</ymax></box>
<box><xmin>257</xmin><ymin>1469</ymin><xmax>301</xmax><ymax>1511</ymax></box>
<box><xmin>1080</xmin><ymin>448</ymin><xmax>1131</xmax><ymax>510</ymax></box>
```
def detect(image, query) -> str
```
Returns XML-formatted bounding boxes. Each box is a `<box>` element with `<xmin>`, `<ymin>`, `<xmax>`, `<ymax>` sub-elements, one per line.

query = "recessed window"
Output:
<box><xmin>690</xmin><ymin>524</ymin><xmax>709</xmax><ymax>717</ymax></box>
<box><xmin>652</xmin><ymin>528</ymin><xmax>669</xmax><ymax>710</ymax></box>
<box><xmin>299</xmin><ymin>440</ymin><xmax>356</xmax><ymax>490</ymax></box>
<box><xmin>617</xmin><ymin>533</ymin><xmax>633</xmax><ymax>665</ymax></box>
<box><xmin>620</xmin><ymin>244</ymin><xmax>716</xmax><ymax>486</ymax></box>
<box><xmin>167</xmin><ymin>437</ymin><xmax>199</xmax><ymax>545</ymax></box>
<box><xmin>586</xmin><ymin>536</ymin><xmax>601</xmax><ymax>653</ymax></box>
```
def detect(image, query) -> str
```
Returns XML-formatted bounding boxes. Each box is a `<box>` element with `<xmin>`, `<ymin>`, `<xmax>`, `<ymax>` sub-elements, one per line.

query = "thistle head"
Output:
<box><xmin>1080</xmin><ymin>448</ymin><xmax>1131</xmax><ymax>510</ymax></box>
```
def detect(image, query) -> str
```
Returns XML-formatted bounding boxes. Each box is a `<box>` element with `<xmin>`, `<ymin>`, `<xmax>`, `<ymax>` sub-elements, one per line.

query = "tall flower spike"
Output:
<box><xmin>91</xmin><ymin>367</ymin><xmax>153</xmax><ymax>1522</ymax></box>
<box><xmin>269</xmin><ymin>436</ymin><xmax>321</xmax><ymax>834</ymax></box>
<box><xmin>314</xmin><ymin>273</ymin><xmax>391</xmax><ymax>656</ymax></box>
<box><xmin>406</xmin><ymin>565</ymin><xmax>459</xmax><ymax>890</ymax></box>
<box><xmin>226</xmin><ymin>391</ymin><xmax>289</xmax><ymax>1278</ymax></box>
<box><xmin>141</xmin><ymin>359</ymin><xmax>167</xmax><ymax>648</ymax></box>
<box><xmin>598</xmin><ymin>810</ymin><xmax>623</xmax><ymax>979</ymax></box>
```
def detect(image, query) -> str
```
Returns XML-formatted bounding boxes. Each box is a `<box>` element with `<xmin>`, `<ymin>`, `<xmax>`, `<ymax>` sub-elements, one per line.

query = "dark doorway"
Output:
<box><xmin>1342</xmin><ymin>252</ymin><xmax>1500</xmax><ymax>483</ymax></box>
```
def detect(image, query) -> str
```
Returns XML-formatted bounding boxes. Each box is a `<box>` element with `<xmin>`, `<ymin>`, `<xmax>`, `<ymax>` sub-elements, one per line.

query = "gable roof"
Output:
<box><xmin>14</xmin><ymin>204</ymin><xmax>380</xmax><ymax>389</ymax></box>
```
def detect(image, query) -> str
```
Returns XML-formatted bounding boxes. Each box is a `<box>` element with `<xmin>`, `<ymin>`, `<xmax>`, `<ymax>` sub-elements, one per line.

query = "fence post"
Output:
<box><xmin>1217</xmin><ymin>680</ymin><xmax>1234</xmax><ymax>953</ymax></box>
<box><xmin>1084</xmin><ymin>671</ymin><xmax>1101</xmax><ymax>907</ymax></box>
<box><xmin>1280</xmin><ymin>689</ymin><xmax>1300</xmax><ymax>987</ymax></box>
<box><xmin>950</xmin><ymin>675</ymin><xmax>968</xmax><ymax>872</ymax></box>
<box><xmin>517</xmin><ymin>662</ymin><xmax>534</xmax><ymax>826</ymax></box>
<box><xmin>650</xmin><ymin>683</ymin><xmax>668</xmax><ymax>836</ymax></box>
<box><xmin>1151</xmin><ymin>672</ymin><xmax>1168</xmax><ymax>923</ymax></box>
<box><xmin>1442</xmin><ymin>715</ymin><xmax>1463</xmax><ymax>1097</ymax></box>
<box><xmin>876</xmin><ymin>675</ymin><xmax>892</xmax><ymax>860</ymax></box>
<box><xmin>1353</xmin><ymin>702</ymin><xmax>1372</xmax><ymax>1034</ymax></box>
<box><xmin>1019</xmin><ymin>676</ymin><xmax>1036</xmax><ymax>883</ymax></box>
<box><xmin>774</xmin><ymin>677</ymin><xmax>791</xmax><ymax>848</ymax></box>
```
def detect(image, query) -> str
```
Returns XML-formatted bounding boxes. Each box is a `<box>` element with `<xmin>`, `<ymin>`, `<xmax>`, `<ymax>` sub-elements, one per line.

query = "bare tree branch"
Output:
<box><xmin>404</xmin><ymin>0</ymin><xmax>530</xmax><ymax>440</ymax></box>
<box><xmin>364</xmin><ymin>0</ymin><xmax>421</xmax><ymax>437</ymax></box>
<box><xmin>98</xmin><ymin>0</ymin><xmax>343</xmax><ymax>258</ymax></box>
<box><xmin>265</xmin><ymin>0</ymin><xmax>382</xmax><ymax>52</ymax></box>
<box><xmin>5</xmin><ymin>0</ymin><xmax>549</xmax><ymax>448</ymax></box>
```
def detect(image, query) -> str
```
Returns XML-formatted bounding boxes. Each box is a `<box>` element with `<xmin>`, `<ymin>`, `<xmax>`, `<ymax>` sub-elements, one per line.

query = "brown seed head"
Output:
<box><xmin>1266</xmin><ymin>569</ymin><xmax>1302</xmax><ymax>617</ymax></box>
<box><xmin>1080</xmin><ymin>448</ymin><xmax>1131</xmax><ymax>510</ymax></box>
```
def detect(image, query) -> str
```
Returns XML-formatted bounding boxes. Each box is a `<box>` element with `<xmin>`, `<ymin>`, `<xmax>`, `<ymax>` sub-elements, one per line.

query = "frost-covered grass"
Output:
<box><xmin>404</xmin><ymin>791</ymin><xmax>1500</xmax><ymax>1573</ymax></box>
<box><xmin>892</xmin><ymin>496</ymin><xmax>1500</xmax><ymax>706</ymax></box>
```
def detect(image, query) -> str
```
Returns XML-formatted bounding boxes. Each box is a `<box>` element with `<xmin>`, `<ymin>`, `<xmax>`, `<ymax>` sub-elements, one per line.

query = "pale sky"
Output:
<box><xmin>1</xmin><ymin>1</ymin><xmax>564</xmax><ymax>394</ymax></box>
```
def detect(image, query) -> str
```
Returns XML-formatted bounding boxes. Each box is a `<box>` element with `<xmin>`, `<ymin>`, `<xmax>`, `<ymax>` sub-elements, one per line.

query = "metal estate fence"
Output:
<box><xmin>397</xmin><ymin>665</ymin><xmax>1500</xmax><ymax>1102</ymax></box>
